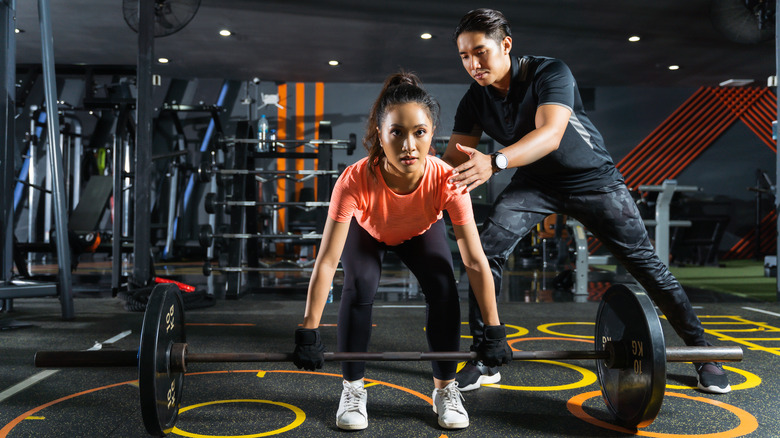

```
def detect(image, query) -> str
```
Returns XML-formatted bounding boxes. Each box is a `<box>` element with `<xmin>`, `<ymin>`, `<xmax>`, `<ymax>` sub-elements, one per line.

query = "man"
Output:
<box><xmin>442</xmin><ymin>8</ymin><xmax>730</xmax><ymax>394</ymax></box>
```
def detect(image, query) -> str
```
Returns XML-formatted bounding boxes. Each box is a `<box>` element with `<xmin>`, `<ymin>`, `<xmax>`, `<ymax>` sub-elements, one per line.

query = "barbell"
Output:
<box><xmin>204</xmin><ymin>192</ymin><xmax>329</xmax><ymax>214</ymax></box>
<box><xmin>202</xmin><ymin>261</ymin><xmax>317</xmax><ymax>276</ymax></box>
<box><xmin>196</xmin><ymin>164</ymin><xmax>340</xmax><ymax>184</ymax></box>
<box><xmin>197</xmin><ymin>223</ymin><xmax>322</xmax><ymax>249</ymax></box>
<box><xmin>218</xmin><ymin>133</ymin><xmax>357</xmax><ymax>155</ymax></box>
<box><xmin>33</xmin><ymin>283</ymin><xmax>743</xmax><ymax>436</ymax></box>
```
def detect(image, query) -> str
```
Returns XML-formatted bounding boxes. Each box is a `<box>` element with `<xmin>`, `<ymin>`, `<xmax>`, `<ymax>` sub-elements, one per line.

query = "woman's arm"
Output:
<box><xmin>452</xmin><ymin>220</ymin><xmax>500</xmax><ymax>326</ymax></box>
<box><xmin>301</xmin><ymin>218</ymin><xmax>351</xmax><ymax>328</ymax></box>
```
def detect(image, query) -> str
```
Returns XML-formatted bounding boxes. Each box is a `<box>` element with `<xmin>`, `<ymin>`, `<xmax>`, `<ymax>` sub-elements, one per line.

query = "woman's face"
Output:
<box><xmin>377</xmin><ymin>102</ymin><xmax>433</xmax><ymax>178</ymax></box>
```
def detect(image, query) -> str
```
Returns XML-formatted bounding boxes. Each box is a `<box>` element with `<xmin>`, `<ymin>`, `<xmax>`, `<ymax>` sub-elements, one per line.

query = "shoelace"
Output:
<box><xmin>439</xmin><ymin>384</ymin><xmax>465</xmax><ymax>413</ymax></box>
<box><xmin>343</xmin><ymin>385</ymin><xmax>365</xmax><ymax>411</ymax></box>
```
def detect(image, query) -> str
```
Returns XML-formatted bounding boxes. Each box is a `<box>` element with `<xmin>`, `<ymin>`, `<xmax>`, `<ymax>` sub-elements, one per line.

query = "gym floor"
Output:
<box><xmin>1</xmin><ymin>261</ymin><xmax>780</xmax><ymax>437</ymax></box>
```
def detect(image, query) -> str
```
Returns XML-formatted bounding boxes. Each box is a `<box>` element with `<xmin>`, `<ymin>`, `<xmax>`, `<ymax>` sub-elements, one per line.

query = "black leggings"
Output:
<box><xmin>469</xmin><ymin>180</ymin><xmax>706</xmax><ymax>349</ymax></box>
<box><xmin>338</xmin><ymin>218</ymin><xmax>461</xmax><ymax>381</ymax></box>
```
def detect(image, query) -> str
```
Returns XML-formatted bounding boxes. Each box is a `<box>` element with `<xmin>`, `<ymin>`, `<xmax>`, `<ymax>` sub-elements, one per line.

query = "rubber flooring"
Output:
<box><xmin>2</xmin><ymin>287</ymin><xmax>780</xmax><ymax>437</ymax></box>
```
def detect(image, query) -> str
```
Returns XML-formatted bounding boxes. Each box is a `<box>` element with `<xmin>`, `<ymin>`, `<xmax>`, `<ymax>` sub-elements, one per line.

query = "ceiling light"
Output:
<box><xmin>158</xmin><ymin>57</ymin><xmax>169</xmax><ymax>64</ymax></box>
<box><xmin>719</xmin><ymin>79</ymin><xmax>754</xmax><ymax>87</ymax></box>
<box><xmin>421</xmin><ymin>33</ymin><xmax>432</xmax><ymax>40</ymax></box>
<box><xmin>668</xmin><ymin>65</ymin><xmax>679</xmax><ymax>71</ymax></box>
<box><xmin>328</xmin><ymin>60</ymin><xmax>339</xmax><ymax>66</ymax></box>
<box><xmin>628</xmin><ymin>35</ymin><xmax>640</xmax><ymax>42</ymax></box>
<box><xmin>219</xmin><ymin>29</ymin><xmax>231</xmax><ymax>37</ymax></box>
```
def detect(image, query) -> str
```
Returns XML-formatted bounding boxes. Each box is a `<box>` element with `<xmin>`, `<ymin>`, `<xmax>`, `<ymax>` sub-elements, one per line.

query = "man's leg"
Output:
<box><xmin>458</xmin><ymin>181</ymin><xmax>552</xmax><ymax>391</ymax></box>
<box><xmin>565</xmin><ymin>182</ymin><xmax>730</xmax><ymax>393</ymax></box>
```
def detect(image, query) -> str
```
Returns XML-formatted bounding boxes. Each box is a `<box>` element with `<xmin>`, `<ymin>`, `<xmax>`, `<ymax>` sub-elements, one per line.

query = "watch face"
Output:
<box><xmin>495</xmin><ymin>152</ymin><xmax>508</xmax><ymax>169</ymax></box>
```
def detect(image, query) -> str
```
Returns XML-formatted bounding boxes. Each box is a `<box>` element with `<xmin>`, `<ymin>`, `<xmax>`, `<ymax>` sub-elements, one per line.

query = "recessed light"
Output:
<box><xmin>158</xmin><ymin>57</ymin><xmax>169</xmax><ymax>64</ymax></box>
<box><xmin>421</xmin><ymin>32</ymin><xmax>432</xmax><ymax>40</ymax></box>
<box><xmin>219</xmin><ymin>29</ymin><xmax>231</xmax><ymax>37</ymax></box>
<box><xmin>668</xmin><ymin>65</ymin><xmax>680</xmax><ymax>71</ymax></box>
<box><xmin>328</xmin><ymin>60</ymin><xmax>339</xmax><ymax>66</ymax></box>
<box><xmin>628</xmin><ymin>35</ymin><xmax>640</xmax><ymax>42</ymax></box>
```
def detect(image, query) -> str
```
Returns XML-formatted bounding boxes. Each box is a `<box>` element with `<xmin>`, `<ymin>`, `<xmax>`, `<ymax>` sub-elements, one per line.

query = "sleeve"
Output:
<box><xmin>443</xmin><ymin>185</ymin><xmax>474</xmax><ymax>226</ymax></box>
<box><xmin>452</xmin><ymin>88</ymin><xmax>483</xmax><ymax>137</ymax></box>
<box><xmin>327</xmin><ymin>166</ymin><xmax>360</xmax><ymax>223</ymax></box>
<box><xmin>535</xmin><ymin>59</ymin><xmax>575</xmax><ymax>112</ymax></box>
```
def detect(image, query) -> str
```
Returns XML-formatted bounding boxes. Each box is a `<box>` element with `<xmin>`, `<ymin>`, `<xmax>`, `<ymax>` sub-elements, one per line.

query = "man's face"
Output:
<box><xmin>456</xmin><ymin>31</ymin><xmax>512</xmax><ymax>88</ymax></box>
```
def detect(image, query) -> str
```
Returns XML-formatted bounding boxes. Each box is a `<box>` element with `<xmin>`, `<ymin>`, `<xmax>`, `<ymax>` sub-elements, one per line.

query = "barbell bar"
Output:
<box><xmin>204</xmin><ymin>192</ymin><xmax>328</xmax><ymax>214</ymax></box>
<box><xmin>198</xmin><ymin>224</ymin><xmax>322</xmax><ymax>249</ymax></box>
<box><xmin>33</xmin><ymin>283</ymin><xmax>744</xmax><ymax>436</ymax></box>
<box><xmin>218</xmin><ymin>133</ymin><xmax>357</xmax><ymax>155</ymax></box>
<box><xmin>202</xmin><ymin>261</ymin><xmax>317</xmax><ymax>276</ymax></box>
<box><xmin>197</xmin><ymin>164</ymin><xmax>340</xmax><ymax>183</ymax></box>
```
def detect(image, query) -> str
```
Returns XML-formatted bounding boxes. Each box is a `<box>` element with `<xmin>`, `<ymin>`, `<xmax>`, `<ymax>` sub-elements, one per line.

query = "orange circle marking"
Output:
<box><xmin>567</xmin><ymin>390</ymin><xmax>758</xmax><ymax>437</ymax></box>
<box><xmin>0</xmin><ymin>370</ymin><xmax>432</xmax><ymax>437</ymax></box>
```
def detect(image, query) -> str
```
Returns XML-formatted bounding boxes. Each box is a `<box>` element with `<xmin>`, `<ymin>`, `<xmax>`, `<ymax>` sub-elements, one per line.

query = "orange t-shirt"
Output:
<box><xmin>328</xmin><ymin>156</ymin><xmax>474</xmax><ymax>245</ymax></box>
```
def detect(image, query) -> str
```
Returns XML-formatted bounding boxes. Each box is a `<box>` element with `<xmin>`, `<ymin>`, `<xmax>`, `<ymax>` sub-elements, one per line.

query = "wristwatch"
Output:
<box><xmin>491</xmin><ymin>151</ymin><xmax>508</xmax><ymax>173</ymax></box>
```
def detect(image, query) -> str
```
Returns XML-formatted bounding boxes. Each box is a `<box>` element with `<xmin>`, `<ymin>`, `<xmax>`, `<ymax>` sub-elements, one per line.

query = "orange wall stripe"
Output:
<box><xmin>295</xmin><ymin>83</ymin><xmax>306</xmax><ymax>196</ymax></box>
<box><xmin>276</xmin><ymin>84</ymin><xmax>287</xmax><ymax>232</ymax></box>
<box><xmin>627</xmin><ymin>93</ymin><xmax>728</xmax><ymax>187</ymax></box>
<box><xmin>617</xmin><ymin>87</ymin><xmax>707</xmax><ymax>175</ymax></box>
<box><xmin>314</xmin><ymin>82</ymin><xmax>325</xmax><ymax>200</ymax></box>
<box><xmin>620</xmin><ymin>89</ymin><xmax>714</xmax><ymax>185</ymax></box>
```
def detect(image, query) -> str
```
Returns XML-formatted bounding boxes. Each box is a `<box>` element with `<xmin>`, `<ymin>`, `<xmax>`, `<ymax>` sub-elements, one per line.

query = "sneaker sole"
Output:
<box><xmin>697</xmin><ymin>382</ymin><xmax>731</xmax><ymax>394</ymax></box>
<box><xmin>458</xmin><ymin>372</ymin><xmax>501</xmax><ymax>392</ymax></box>
<box><xmin>336</xmin><ymin>420</ymin><xmax>368</xmax><ymax>430</ymax></box>
<box><xmin>438</xmin><ymin>418</ymin><xmax>469</xmax><ymax>429</ymax></box>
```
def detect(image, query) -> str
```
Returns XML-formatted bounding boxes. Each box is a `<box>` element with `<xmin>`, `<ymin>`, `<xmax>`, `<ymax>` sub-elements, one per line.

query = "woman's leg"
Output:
<box><xmin>394</xmin><ymin>220</ymin><xmax>461</xmax><ymax>383</ymax></box>
<box><xmin>338</xmin><ymin>219</ymin><xmax>385</xmax><ymax>381</ymax></box>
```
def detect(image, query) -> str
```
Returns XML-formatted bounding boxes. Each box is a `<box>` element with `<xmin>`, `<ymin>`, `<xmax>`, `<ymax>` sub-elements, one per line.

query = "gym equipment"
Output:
<box><xmin>638</xmin><ymin>180</ymin><xmax>698</xmax><ymax>267</ymax></box>
<box><xmin>34</xmin><ymin>283</ymin><xmax>743</xmax><ymax>436</ymax></box>
<box><xmin>197</xmin><ymin>224</ymin><xmax>321</xmax><ymax>248</ymax></box>
<box><xmin>202</xmin><ymin>260</ymin><xmax>318</xmax><ymax>276</ymax></box>
<box><xmin>196</xmin><ymin>164</ymin><xmax>339</xmax><ymax>184</ymax></box>
<box><xmin>218</xmin><ymin>133</ymin><xmax>357</xmax><ymax>155</ymax></box>
<box><xmin>204</xmin><ymin>192</ymin><xmax>328</xmax><ymax>214</ymax></box>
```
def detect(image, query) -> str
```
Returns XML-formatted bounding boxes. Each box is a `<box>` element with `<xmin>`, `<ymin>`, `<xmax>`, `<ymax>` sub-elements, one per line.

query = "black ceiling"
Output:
<box><xmin>13</xmin><ymin>0</ymin><xmax>777</xmax><ymax>87</ymax></box>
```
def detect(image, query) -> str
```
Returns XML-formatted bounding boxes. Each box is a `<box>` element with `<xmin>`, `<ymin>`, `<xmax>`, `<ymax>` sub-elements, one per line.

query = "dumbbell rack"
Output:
<box><xmin>206</xmin><ymin>122</ymin><xmax>339</xmax><ymax>298</ymax></box>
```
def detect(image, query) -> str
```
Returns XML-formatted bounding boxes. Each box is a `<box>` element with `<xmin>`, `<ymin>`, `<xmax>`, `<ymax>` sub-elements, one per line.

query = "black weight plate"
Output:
<box><xmin>595</xmin><ymin>283</ymin><xmax>666</xmax><ymax>428</ymax></box>
<box><xmin>198</xmin><ymin>224</ymin><xmax>213</xmax><ymax>249</ymax></box>
<box><xmin>139</xmin><ymin>284</ymin><xmax>186</xmax><ymax>436</ymax></box>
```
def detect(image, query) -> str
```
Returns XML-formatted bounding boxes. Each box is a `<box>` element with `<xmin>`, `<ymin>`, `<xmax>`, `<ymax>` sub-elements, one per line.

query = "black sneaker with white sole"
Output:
<box><xmin>455</xmin><ymin>360</ymin><xmax>501</xmax><ymax>392</ymax></box>
<box><xmin>695</xmin><ymin>362</ymin><xmax>731</xmax><ymax>394</ymax></box>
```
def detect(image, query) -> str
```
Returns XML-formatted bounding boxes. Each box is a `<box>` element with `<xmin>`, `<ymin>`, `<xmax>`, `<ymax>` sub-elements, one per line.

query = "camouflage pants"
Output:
<box><xmin>468</xmin><ymin>180</ymin><xmax>707</xmax><ymax>349</ymax></box>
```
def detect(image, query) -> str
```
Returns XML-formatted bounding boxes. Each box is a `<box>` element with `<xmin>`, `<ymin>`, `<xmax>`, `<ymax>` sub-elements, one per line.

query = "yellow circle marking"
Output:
<box><xmin>567</xmin><ymin>390</ymin><xmax>758</xmax><ymax>437</ymax></box>
<box><xmin>665</xmin><ymin>365</ymin><xmax>761</xmax><ymax>391</ymax></box>
<box><xmin>537</xmin><ymin>322</ymin><xmax>594</xmax><ymax>339</ymax></box>
<box><xmin>172</xmin><ymin>399</ymin><xmax>305</xmax><ymax>438</ymax></box>
<box><xmin>485</xmin><ymin>360</ymin><xmax>597</xmax><ymax>391</ymax></box>
<box><xmin>483</xmin><ymin>337</ymin><xmax>597</xmax><ymax>391</ymax></box>
<box><xmin>459</xmin><ymin>321</ymin><xmax>528</xmax><ymax>339</ymax></box>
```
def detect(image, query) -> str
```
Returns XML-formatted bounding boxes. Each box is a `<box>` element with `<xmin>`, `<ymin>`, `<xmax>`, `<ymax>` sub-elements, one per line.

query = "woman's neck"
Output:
<box><xmin>380</xmin><ymin>158</ymin><xmax>426</xmax><ymax>194</ymax></box>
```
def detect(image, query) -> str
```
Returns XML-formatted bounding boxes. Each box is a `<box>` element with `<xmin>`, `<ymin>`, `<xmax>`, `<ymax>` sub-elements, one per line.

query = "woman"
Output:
<box><xmin>292</xmin><ymin>72</ymin><xmax>511</xmax><ymax>431</ymax></box>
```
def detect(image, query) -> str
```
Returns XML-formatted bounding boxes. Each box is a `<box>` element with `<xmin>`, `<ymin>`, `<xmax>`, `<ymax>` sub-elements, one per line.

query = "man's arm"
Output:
<box><xmin>448</xmin><ymin>104</ymin><xmax>571</xmax><ymax>192</ymax></box>
<box><xmin>441</xmin><ymin>133</ymin><xmax>481</xmax><ymax>168</ymax></box>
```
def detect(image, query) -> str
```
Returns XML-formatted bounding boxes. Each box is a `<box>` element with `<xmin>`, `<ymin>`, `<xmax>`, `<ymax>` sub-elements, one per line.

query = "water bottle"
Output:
<box><xmin>257</xmin><ymin>114</ymin><xmax>269</xmax><ymax>152</ymax></box>
<box><xmin>327</xmin><ymin>283</ymin><xmax>334</xmax><ymax>304</ymax></box>
<box><xmin>269</xmin><ymin>129</ymin><xmax>277</xmax><ymax>153</ymax></box>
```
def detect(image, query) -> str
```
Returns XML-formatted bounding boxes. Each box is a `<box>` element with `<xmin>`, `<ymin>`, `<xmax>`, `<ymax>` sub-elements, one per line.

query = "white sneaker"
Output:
<box><xmin>432</xmin><ymin>381</ymin><xmax>469</xmax><ymax>429</ymax></box>
<box><xmin>336</xmin><ymin>379</ymin><xmax>368</xmax><ymax>430</ymax></box>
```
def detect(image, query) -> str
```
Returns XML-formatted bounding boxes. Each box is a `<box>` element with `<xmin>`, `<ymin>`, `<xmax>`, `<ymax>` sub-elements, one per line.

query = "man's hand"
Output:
<box><xmin>448</xmin><ymin>144</ymin><xmax>494</xmax><ymax>192</ymax></box>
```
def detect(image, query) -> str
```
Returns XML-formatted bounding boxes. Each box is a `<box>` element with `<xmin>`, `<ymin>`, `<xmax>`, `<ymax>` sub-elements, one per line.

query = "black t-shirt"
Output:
<box><xmin>453</xmin><ymin>55</ymin><xmax>622</xmax><ymax>192</ymax></box>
